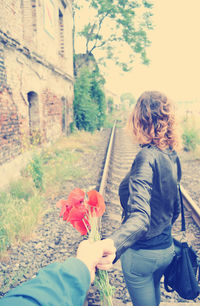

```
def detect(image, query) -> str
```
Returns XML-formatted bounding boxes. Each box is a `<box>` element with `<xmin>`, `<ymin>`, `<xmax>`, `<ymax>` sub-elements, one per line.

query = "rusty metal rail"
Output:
<box><xmin>98</xmin><ymin>121</ymin><xmax>116</xmax><ymax>197</ymax></box>
<box><xmin>181</xmin><ymin>185</ymin><xmax>200</xmax><ymax>227</ymax></box>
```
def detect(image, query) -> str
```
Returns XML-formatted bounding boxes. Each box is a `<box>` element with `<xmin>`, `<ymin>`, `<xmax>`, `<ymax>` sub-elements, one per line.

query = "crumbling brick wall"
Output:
<box><xmin>42</xmin><ymin>89</ymin><xmax>62</xmax><ymax>142</ymax></box>
<box><xmin>0</xmin><ymin>88</ymin><xmax>21</xmax><ymax>164</ymax></box>
<box><xmin>0</xmin><ymin>0</ymin><xmax>74</xmax><ymax>165</ymax></box>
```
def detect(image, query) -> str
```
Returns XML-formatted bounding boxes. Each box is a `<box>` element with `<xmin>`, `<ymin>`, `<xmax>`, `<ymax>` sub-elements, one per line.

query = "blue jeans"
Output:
<box><xmin>120</xmin><ymin>244</ymin><xmax>175</xmax><ymax>306</ymax></box>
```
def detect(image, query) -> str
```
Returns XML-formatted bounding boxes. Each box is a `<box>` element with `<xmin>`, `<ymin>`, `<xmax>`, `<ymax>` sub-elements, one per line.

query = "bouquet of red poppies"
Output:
<box><xmin>57</xmin><ymin>188</ymin><xmax>115</xmax><ymax>306</ymax></box>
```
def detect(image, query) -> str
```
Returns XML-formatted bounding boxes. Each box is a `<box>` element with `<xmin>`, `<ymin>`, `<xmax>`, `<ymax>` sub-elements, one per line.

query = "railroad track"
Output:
<box><xmin>181</xmin><ymin>186</ymin><xmax>200</xmax><ymax>227</ymax></box>
<box><xmin>87</xmin><ymin>123</ymin><xmax>200</xmax><ymax>305</ymax></box>
<box><xmin>1</xmin><ymin>123</ymin><xmax>199</xmax><ymax>305</ymax></box>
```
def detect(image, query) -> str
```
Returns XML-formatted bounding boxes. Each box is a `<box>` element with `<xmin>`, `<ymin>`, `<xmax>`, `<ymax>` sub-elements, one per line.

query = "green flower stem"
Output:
<box><xmin>95</xmin><ymin>269</ymin><xmax>115</xmax><ymax>306</ymax></box>
<box><xmin>88</xmin><ymin>212</ymin><xmax>115</xmax><ymax>305</ymax></box>
<box><xmin>103</xmin><ymin>294</ymin><xmax>114</xmax><ymax>306</ymax></box>
<box><xmin>88</xmin><ymin>216</ymin><xmax>101</xmax><ymax>241</ymax></box>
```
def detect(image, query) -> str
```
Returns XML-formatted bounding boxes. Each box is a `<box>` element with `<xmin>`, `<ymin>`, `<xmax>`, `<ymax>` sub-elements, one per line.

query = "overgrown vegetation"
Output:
<box><xmin>181</xmin><ymin>111</ymin><xmax>200</xmax><ymax>152</ymax></box>
<box><xmin>28</xmin><ymin>154</ymin><xmax>44</xmax><ymax>190</ymax></box>
<box><xmin>0</xmin><ymin>189</ymin><xmax>44</xmax><ymax>254</ymax></box>
<box><xmin>107</xmin><ymin>97</ymin><xmax>114</xmax><ymax>114</ymax></box>
<box><xmin>73</xmin><ymin>66</ymin><xmax>106</xmax><ymax>132</ymax></box>
<box><xmin>120</xmin><ymin>92</ymin><xmax>136</xmax><ymax>107</ymax></box>
<box><xmin>0</xmin><ymin>131</ymin><xmax>102</xmax><ymax>257</ymax></box>
<box><xmin>182</xmin><ymin>128</ymin><xmax>200</xmax><ymax>152</ymax></box>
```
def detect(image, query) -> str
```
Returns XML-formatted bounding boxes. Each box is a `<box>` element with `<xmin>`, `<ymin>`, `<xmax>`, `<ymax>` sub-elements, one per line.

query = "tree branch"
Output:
<box><xmin>86</xmin><ymin>11</ymin><xmax>111</xmax><ymax>54</ymax></box>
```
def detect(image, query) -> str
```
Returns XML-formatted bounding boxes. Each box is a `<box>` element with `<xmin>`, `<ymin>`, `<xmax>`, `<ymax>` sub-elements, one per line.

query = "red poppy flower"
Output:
<box><xmin>57</xmin><ymin>189</ymin><xmax>106</xmax><ymax>235</ymax></box>
<box><xmin>67</xmin><ymin>188</ymin><xmax>85</xmax><ymax>208</ymax></box>
<box><xmin>56</xmin><ymin>199</ymin><xmax>72</xmax><ymax>220</ymax></box>
<box><xmin>72</xmin><ymin>219</ymin><xmax>91</xmax><ymax>235</ymax></box>
<box><xmin>67</xmin><ymin>206</ymin><xmax>90</xmax><ymax>235</ymax></box>
<box><xmin>62</xmin><ymin>205</ymin><xmax>73</xmax><ymax>221</ymax></box>
<box><xmin>56</xmin><ymin>199</ymin><xmax>68</xmax><ymax>209</ymax></box>
<box><xmin>87</xmin><ymin>190</ymin><xmax>106</xmax><ymax>217</ymax></box>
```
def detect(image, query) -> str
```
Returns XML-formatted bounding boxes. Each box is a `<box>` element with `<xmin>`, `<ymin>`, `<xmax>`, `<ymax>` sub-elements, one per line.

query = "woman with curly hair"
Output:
<box><xmin>99</xmin><ymin>91</ymin><xmax>182</xmax><ymax>306</ymax></box>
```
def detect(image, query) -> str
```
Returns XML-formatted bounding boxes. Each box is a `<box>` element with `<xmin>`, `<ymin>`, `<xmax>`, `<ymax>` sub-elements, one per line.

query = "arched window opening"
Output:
<box><xmin>28</xmin><ymin>91</ymin><xmax>40</xmax><ymax>144</ymax></box>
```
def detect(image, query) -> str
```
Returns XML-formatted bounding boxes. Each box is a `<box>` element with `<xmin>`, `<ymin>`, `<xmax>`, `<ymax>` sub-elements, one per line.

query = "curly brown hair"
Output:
<box><xmin>128</xmin><ymin>91</ymin><xmax>179</xmax><ymax>150</ymax></box>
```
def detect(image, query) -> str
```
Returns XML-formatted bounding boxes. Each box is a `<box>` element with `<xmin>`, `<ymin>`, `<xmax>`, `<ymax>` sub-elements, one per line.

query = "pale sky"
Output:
<box><xmin>103</xmin><ymin>0</ymin><xmax>200</xmax><ymax>102</ymax></box>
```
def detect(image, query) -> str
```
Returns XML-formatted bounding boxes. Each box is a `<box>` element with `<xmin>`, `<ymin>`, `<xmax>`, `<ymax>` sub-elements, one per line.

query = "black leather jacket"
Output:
<box><xmin>109</xmin><ymin>144</ymin><xmax>181</xmax><ymax>262</ymax></box>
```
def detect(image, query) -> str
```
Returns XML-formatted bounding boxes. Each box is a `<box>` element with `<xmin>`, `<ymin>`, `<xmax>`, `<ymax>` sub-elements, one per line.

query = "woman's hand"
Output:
<box><xmin>97</xmin><ymin>239</ymin><xmax>116</xmax><ymax>270</ymax></box>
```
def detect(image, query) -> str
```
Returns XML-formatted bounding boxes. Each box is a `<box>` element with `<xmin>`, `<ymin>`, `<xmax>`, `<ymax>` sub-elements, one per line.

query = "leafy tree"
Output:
<box><xmin>107</xmin><ymin>97</ymin><xmax>114</xmax><ymax>113</ymax></box>
<box><xmin>73</xmin><ymin>67</ymin><xmax>106</xmax><ymax>131</ymax></box>
<box><xmin>73</xmin><ymin>68</ymin><xmax>98</xmax><ymax>132</ymax></box>
<box><xmin>73</xmin><ymin>0</ymin><xmax>153</xmax><ymax>71</ymax></box>
<box><xmin>90</xmin><ymin>68</ymin><xmax>106</xmax><ymax>129</ymax></box>
<box><xmin>120</xmin><ymin>92</ymin><xmax>136</xmax><ymax>106</ymax></box>
<box><xmin>182</xmin><ymin>128</ymin><xmax>200</xmax><ymax>152</ymax></box>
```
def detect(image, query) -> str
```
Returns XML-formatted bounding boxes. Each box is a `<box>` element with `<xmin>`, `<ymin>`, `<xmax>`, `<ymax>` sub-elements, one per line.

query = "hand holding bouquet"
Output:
<box><xmin>57</xmin><ymin>188</ymin><xmax>115</xmax><ymax>305</ymax></box>
<box><xmin>76</xmin><ymin>239</ymin><xmax>116</xmax><ymax>282</ymax></box>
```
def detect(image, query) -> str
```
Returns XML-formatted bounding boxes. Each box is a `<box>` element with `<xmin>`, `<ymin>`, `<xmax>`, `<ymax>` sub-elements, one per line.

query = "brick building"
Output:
<box><xmin>0</xmin><ymin>0</ymin><xmax>74</xmax><ymax>165</ymax></box>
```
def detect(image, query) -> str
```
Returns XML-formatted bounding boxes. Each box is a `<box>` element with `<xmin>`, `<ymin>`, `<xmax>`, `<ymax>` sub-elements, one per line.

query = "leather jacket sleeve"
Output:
<box><xmin>109</xmin><ymin>149</ymin><xmax>154</xmax><ymax>262</ymax></box>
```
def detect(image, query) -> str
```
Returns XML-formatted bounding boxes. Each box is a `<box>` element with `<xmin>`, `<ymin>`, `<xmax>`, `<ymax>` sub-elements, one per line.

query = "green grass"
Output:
<box><xmin>0</xmin><ymin>130</ymin><xmax>103</xmax><ymax>258</ymax></box>
<box><xmin>43</xmin><ymin>151</ymin><xmax>86</xmax><ymax>195</ymax></box>
<box><xmin>9</xmin><ymin>178</ymin><xmax>35</xmax><ymax>201</ymax></box>
<box><xmin>0</xmin><ymin>192</ymin><xmax>44</xmax><ymax>255</ymax></box>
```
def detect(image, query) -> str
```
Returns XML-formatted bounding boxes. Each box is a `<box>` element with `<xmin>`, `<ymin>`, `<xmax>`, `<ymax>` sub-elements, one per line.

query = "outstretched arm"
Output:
<box><xmin>0</xmin><ymin>240</ymin><xmax>116</xmax><ymax>306</ymax></box>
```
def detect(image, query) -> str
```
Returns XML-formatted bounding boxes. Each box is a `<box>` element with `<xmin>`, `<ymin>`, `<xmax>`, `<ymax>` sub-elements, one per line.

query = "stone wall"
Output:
<box><xmin>0</xmin><ymin>0</ymin><xmax>74</xmax><ymax>165</ymax></box>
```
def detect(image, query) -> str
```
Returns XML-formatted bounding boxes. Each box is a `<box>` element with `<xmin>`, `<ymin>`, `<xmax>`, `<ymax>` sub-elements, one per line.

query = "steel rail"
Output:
<box><xmin>84</xmin><ymin>122</ymin><xmax>117</xmax><ymax>306</ymax></box>
<box><xmin>98</xmin><ymin>121</ymin><xmax>117</xmax><ymax>197</ymax></box>
<box><xmin>96</xmin><ymin>121</ymin><xmax>117</xmax><ymax>233</ymax></box>
<box><xmin>181</xmin><ymin>185</ymin><xmax>200</xmax><ymax>227</ymax></box>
